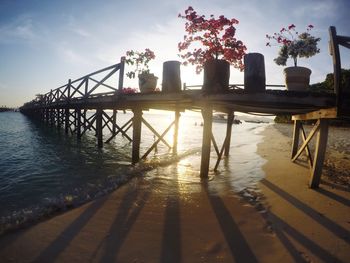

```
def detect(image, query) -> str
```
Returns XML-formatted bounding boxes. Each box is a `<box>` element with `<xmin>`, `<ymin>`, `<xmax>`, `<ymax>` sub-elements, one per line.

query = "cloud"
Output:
<box><xmin>0</xmin><ymin>14</ymin><xmax>38</xmax><ymax>44</ymax></box>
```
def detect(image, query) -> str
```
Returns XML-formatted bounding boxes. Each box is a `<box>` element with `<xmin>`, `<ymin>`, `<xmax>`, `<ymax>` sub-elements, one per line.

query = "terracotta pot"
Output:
<box><xmin>284</xmin><ymin>66</ymin><xmax>312</xmax><ymax>91</ymax></box>
<box><xmin>138</xmin><ymin>73</ymin><xmax>158</xmax><ymax>93</ymax></box>
<box><xmin>203</xmin><ymin>59</ymin><xmax>230</xmax><ymax>93</ymax></box>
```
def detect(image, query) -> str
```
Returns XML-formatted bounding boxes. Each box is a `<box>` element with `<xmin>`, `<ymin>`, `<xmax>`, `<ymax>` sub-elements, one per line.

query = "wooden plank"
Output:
<box><xmin>200</xmin><ymin>106</ymin><xmax>213</xmax><ymax>178</ymax></box>
<box><xmin>292</xmin><ymin>107</ymin><xmax>337</xmax><ymax>120</ymax></box>
<box><xmin>309</xmin><ymin>119</ymin><xmax>329</xmax><ymax>188</ymax></box>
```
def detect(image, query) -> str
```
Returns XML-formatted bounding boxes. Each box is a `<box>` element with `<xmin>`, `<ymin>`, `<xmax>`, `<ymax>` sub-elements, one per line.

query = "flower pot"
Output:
<box><xmin>138</xmin><ymin>73</ymin><xmax>158</xmax><ymax>93</ymax></box>
<box><xmin>284</xmin><ymin>66</ymin><xmax>312</xmax><ymax>91</ymax></box>
<box><xmin>203</xmin><ymin>59</ymin><xmax>230</xmax><ymax>93</ymax></box>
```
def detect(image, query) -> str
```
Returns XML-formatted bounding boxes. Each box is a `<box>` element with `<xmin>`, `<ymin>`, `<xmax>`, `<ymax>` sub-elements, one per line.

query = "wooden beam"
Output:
<box><xmin>292</xmin><ymin>107</ymin><xmax>337</xmax><ymax>120</ymax></box>
<box><xmin>142</xmin><ymin>118</ymin><xmax>172</xmax><ymax>149</ymax></box>
<box><xmin>300</xmin><ymin>125</ymin><xmax>313</xmax><ymax>168</ymax></box>
<box><xmin>141</xmin><ymin>121</ymin><xmax>175</xmax><ymax>159</ymax></box>
<box><xmin>292</xmin><ymin>120</ymin><xmax>320</xmax><ymax>162</ymax></box>
<box><xmin>200</xmin><ymin>106</ymin><xmax>213</xmax><ymax>178</ymax></box>
<box><xmin>309</xmin><ymin>119</ymin><xmax>329</xmax><ymax>188</ymax></box>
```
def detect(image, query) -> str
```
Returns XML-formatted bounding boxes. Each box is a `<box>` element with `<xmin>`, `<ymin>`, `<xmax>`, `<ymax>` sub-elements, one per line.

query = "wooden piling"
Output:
<box><xmin>224</xmin><ymin>112</ymin><xmax>234</xmax><ymax>157</ymax></box>
<box><xmin>291</xmin><ymin>120</ymin><xmax>301</xmax><ymax>159</ymax></box>
<box><xmin>309</xmin><ymin>119</ymin><xmax>329</xmax><ymax>188</ymax></box>
<box><xmin>173</xmin><ymin>109</ymin><xmax>180</xmax><ymax>154</ymax></box>
<box><xmin>132</xmin><ymin>109</ymin><xmax>142</xmax><ymax>164</ymax></box>
<box><xmin>65</xmin><ymin>109</ymin><xmax>69</xmax><ymax>134</ymax></box>
<box><xmin>112</xmin><ymin>109</ymin><xmax>117</xmax><ymax>135</ymax></box>
<box><xmin>200</xmin><ymin>106</ymin><xmax>213</xmax><ymax>178</ymax></box>
<box><xmin>76</xmin><ymin>109</ymin><xmax>82</xmax><ymax>139</ymax></box>
<box><xmin>96</xmin><ymin>108</ymin><xmax>103</xmax><ymax>148</ymax></box>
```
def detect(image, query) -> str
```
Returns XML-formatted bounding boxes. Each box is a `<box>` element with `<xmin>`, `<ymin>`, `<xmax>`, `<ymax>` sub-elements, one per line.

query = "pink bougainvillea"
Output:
<box><xmin>178</xmin><ymin>6</ymin><xmax>247</xmax><ymax>74</ymax></box>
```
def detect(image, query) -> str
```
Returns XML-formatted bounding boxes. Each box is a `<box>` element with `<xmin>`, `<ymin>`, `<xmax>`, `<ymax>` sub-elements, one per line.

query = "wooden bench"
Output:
<box><xmin>291</xmin><ymin>26</ymin><xmax>350</xmax><ymax>188</ymax></box>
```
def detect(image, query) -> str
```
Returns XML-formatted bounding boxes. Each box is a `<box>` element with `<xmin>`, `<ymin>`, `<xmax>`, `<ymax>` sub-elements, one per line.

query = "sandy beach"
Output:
<box><xmin>0</xmin><ymin>123</ymin><xmax>349</xmax><ymax>262</ymax></box>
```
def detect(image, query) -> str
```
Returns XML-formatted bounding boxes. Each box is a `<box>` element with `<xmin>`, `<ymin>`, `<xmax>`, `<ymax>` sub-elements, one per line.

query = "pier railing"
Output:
<box><xmin>27</xmin><ymin>58</ymin><xmax>125</xmax><ymax>107</ymax></box>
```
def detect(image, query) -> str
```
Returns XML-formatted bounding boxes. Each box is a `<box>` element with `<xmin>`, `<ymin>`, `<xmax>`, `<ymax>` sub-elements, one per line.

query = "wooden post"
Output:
<box><xmin>76</xmin><ymin>109</ymin><xmax>82</xmax><ymax>139</ymax></box>
<box><xmin>173</xmin><ymin>110</ymin><xmax>180</xmax><ymax>154</ymax></box>
<box><xmin>96</xmin><ymin>108</ymin><xmax>103</xmax><ymax>148</ymax></box>
<box><xmin>200</xmin><ymin>106</ymin><xmax>213</xmax><ymax>178</ymax></box>
<box><xmin>132</xmin><ymin>109</ymin><xmax>142</xmax><ymax>164</ymax></box>
<box><xmin>65</xmin><ymin>109</ymin><xmax>69</xmax><ymax>134</ymax></box>
<box><xmin>162</xmin><ymin>61</ymin><xmax>181</xmax><ymax>93</ymax></box>
<box><xmin>309</xmin><ymin>119</ymin><xmax>329</xmax><ymax>188</ymax></box>
<box><xmin>224</xmin><ymin>112</ymin><xmax>234</xmax><ymax>157</ymax></box>
<box><xmin>244</xmin><ymin>53</ymin><xmax>266</xmax><ymax>92</ymax></box>
<box><xmin>291</xmin><ymin>120</ymin><xmax>301</xmax><ymax>159</ymax></box>
<box><xmin>118</xmin><ymin>57</ymin><xmax>125</xmax><ymax>92</ymax></box>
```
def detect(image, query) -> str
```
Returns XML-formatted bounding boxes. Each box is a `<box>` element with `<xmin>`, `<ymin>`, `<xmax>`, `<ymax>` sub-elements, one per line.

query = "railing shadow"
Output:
<box><xmin>160</xmin><ymin>192</ymin><xmax>181</xmax><ymax>263</ymax></box>
<box><xmin>34</xmin><ymin>196</ymin><xmax>109</xmax><ymax>262</ymax></box>
<box><xmin>261</xmin><ymin>179</ymin><xmax>350</xmax><ymax>244</ymax></box>
<box><xmin>99</xmin><ymin>183</ymin><xmax>151</xmax><ymax>263</ymax></box>
<box><xmin>202</xmin><ymin>181</ymin><xmax>258</xmax><ymax>263</ymax></box>
<box><xmin>267</xmin><ymin>212</ymin><xmax>343</xmax><ymax>262</ymax></box>
<box><xmin>320</xmin><ymin>179</ymin><xmax>350</xmax><ymax>193</ymax></box>
<box><xmin>315</xmin><ymin>188</ymin><xmax>350</xmax><ymax>207</ymax></box>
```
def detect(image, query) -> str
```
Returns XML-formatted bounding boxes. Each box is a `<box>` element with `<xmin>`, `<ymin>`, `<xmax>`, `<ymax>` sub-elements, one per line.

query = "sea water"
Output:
<box><xmin>0</xmin><ymin>111</ymin><xmax>268</xmax><ymax>232</ymax></box>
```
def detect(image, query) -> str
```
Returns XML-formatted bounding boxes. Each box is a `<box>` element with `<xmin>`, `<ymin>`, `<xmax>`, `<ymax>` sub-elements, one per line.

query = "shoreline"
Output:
<box><xmin>0</xmin><ymin>123</ymin><xmax>349</xmax><ymax>262</ymax></box>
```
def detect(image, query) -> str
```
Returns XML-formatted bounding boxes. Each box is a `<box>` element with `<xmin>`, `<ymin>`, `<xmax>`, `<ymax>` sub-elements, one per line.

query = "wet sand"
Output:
<box><xmin>0</xmin><ymin>124</ymin><xmax>349</xmax><ymax>262</ymax></box>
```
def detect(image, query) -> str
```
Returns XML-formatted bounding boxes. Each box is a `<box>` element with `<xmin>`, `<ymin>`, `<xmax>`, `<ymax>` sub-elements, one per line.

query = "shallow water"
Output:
<box><xmin>0</xmin><ymin>111</ymin><xmax>268</xmax><ymax>232</ymax></box>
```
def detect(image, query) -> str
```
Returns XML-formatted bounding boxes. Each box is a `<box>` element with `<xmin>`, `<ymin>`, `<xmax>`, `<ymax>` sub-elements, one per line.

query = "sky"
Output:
<box><xmin>1</xmin><ymin>0</ymin><xmax>349</xmax><ymax>107</ymax></box>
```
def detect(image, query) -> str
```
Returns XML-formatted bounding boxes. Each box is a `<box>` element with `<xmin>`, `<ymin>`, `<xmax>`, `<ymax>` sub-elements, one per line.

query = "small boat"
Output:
<box><xmin>213</xmin><ymin>113</ymin><xmax>241</xmax><ymax>124</ymax></box>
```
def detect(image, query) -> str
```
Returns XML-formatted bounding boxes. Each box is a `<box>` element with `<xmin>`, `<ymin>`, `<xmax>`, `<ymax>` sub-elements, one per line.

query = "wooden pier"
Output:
<box><xmin>20</xmin><ymin>27</ymin><xmax>349</xmax><ymax>188</ymax></box>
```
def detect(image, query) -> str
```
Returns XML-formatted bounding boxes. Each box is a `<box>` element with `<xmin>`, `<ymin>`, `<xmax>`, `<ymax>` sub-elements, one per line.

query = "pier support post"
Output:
<box><xmin>291</xmin><ymin>120</ymin><xmax>301</xmax><ymax>158</ymax></box>
<box><xmin>200</xmin><ymin>106</ymin><xmax>213</xmax><ymax>178</ymax></box>
<box><xmin>132</xmin><ymin>109</ymin><xmax>142</xmax><ymax>164</ymax></box>
<box><xmin>224</xmin><ymin>112</ymin><xmax>234</xmax><ymax>157</ymax></box>
<box><xmin>76</xmin><ymin>109</ymin><xmax>82</xmax><ymax>139</ymax></box>
<box><xmin>49</xmin><ymin>109</ymin><xmax>54</xmax><ymax>126</ymax></box>
<box><xmin>112</xmin><ymin>109</ymin><xmax>117</xmax><ymax>135</ymax></box>
<box><xmin>65</xmin><ymin>109</ymin><xmax>69</xmax><ymax>134</ymax></box>
<box><xmin>173</xmin><ymin>109</ymin><xmax>180</xmax><ymax>154</ymax></box>
<box><xmin>96</xmin><ymin>108</ymin><xmax>103</xmax><ymax>148</ymax></box>
<box><xmin>57</xmin><ymin>109</ymin><xmax>61</xmax><ymax>129</ymax></box>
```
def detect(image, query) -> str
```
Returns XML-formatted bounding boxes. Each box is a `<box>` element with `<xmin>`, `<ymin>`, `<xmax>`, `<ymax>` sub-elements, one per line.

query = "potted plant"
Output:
<box><xmin>178</xmin><ymin>6</ymin><xmax>246</xmax><ymax>92</ymax></box>
<box><xmin>266</xmin><ymin>24</ymin><xmax>321</xmax><ymax>91</ymax></box>
<box><xmin>125</xmin><ymin>48</ymin><xmax>158</xmax><ymax>93</ymax></box>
